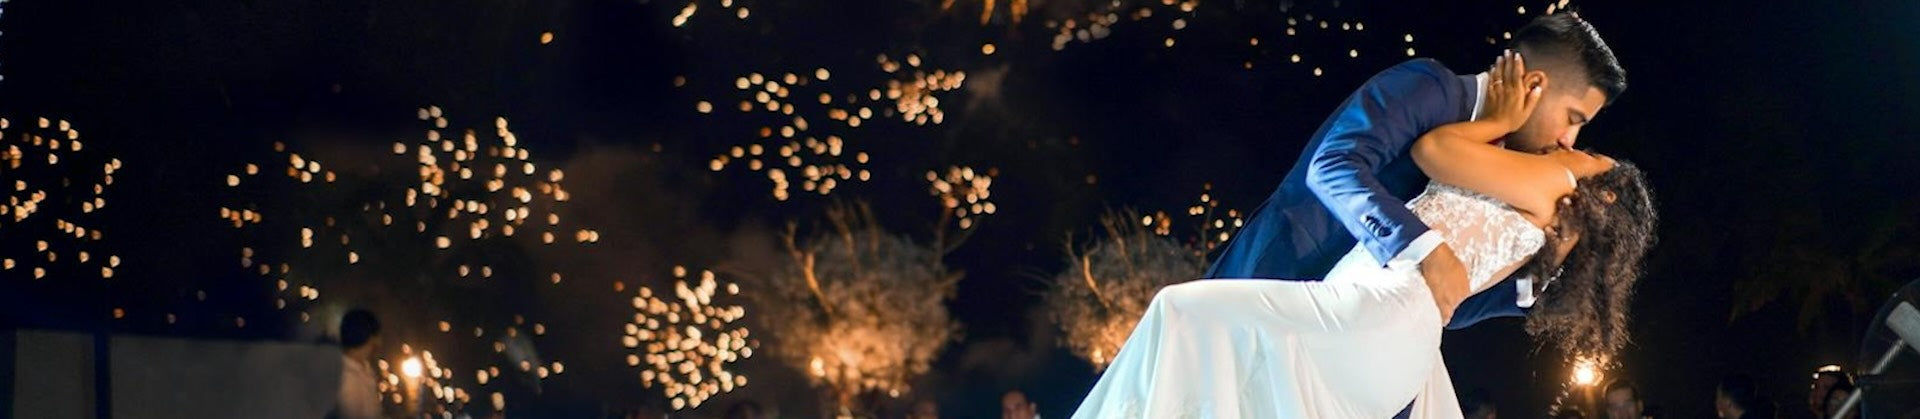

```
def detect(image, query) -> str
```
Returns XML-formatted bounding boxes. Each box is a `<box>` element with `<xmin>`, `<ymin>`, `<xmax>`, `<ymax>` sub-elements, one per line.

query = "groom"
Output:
<box><xmin>1206</xmin><ymin>12</ymin><xmax>1626</xmax><ymax>329</ymax></box>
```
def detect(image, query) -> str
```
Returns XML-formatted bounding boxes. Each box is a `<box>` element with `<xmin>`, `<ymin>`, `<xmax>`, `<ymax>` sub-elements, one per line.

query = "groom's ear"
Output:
<box><xmin>1524</xmin><ymin>71</ymin><xmax>1549</xmax><ymax>92</ymax></box>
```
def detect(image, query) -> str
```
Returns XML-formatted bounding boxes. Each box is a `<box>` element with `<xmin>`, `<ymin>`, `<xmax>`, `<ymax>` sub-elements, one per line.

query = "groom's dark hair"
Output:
<box><xmin>1510</xmin><ymin>12</ymin><xmax>1627</xmax><ymax>105</ymax></box>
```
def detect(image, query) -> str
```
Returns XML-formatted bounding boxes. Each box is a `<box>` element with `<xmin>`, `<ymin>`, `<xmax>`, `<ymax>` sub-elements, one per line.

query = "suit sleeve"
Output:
<box><xmin>1445</xmin><ymin>275</ymin><xmax>1528</xmax><ymax>330</ymax></box>
<box><xmin>1304</xmin><ymin>61</ymin><xmax>1459</xmax><ymax>267</ymax></box>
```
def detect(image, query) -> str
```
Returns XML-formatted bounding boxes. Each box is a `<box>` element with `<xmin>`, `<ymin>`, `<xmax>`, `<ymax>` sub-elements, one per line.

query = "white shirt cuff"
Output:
<box><xmin>1515</xmin><ymin>276</ymin><xmax>1538</xmax><ymax>308</ymax></box>
<box><xmin>1385</xmin><ymin>231</ymin><xmax>1446</xmax><ymax>273</ymax></box>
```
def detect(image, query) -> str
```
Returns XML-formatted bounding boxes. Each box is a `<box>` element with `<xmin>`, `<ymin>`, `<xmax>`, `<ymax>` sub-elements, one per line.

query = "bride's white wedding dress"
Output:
<box><xmin>1071</xmin><ymin>182</ymin><xmax>1548</xmax><ymax>419</ymax></box>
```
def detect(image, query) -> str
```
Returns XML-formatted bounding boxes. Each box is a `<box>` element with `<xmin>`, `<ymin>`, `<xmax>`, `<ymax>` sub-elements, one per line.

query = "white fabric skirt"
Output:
<box><xmin>1070</xmin><ymin>261</ymin><xmax>1462</xmax><ymax>419</ymax></box>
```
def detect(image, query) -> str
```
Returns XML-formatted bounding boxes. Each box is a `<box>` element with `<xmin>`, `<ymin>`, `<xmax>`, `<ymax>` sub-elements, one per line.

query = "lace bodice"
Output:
<box><xmin>1406</xmin><ymin>182</ymin><xmax>1546</xmax><ymax>293</ymax></box>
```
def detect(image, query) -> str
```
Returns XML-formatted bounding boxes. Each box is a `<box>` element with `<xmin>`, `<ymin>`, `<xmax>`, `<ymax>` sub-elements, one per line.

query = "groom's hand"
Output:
<box><xmin>1420</xmin><ymin>244</ymin><xmax>1470</xmax><ymax>323</ymax></box>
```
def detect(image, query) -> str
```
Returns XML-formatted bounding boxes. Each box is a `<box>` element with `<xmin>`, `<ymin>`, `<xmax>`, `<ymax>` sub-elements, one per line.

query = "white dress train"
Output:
<box><xmin>1071</xmin><ymin>182</ymin><xmax>1546</xmax><ymax>419</ymax></box>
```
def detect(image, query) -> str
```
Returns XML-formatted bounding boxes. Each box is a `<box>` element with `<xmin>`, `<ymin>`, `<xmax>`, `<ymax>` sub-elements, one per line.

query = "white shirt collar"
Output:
<box><xmin>1471</xmin><ymin>72</ymin><xmax>1489</xmax><ymax>121</ymax></box>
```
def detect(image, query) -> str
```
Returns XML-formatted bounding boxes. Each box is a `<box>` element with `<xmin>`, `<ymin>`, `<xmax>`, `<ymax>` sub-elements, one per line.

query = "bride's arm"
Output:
<box><xmin>1409</xmin><ymin>121</ymin><xmax>1576</xmax><ymax>218</ymax></box>
<box><xmin>1409</xmin><ymin>52</ymin><xmax>1605</xmax><ymax>222</ymax></box>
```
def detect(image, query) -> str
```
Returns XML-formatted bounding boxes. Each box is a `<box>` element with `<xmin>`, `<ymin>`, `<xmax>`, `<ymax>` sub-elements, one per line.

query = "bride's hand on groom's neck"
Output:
<box><xmin>1484</xmin><ymin>50</ymin><xmax>1547</xmax><ymax>134</ymax></box>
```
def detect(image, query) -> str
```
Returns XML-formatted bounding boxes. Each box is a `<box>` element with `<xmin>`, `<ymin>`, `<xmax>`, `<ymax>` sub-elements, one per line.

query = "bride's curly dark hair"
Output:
<box><xmin>1517</xmin><ymin>160</ymin><xmax>1657</xmax><ymax>360</ymax></box>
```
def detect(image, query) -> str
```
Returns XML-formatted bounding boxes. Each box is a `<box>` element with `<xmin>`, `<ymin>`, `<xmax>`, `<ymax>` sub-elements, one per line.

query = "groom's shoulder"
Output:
<box><xmin>1357</xmin><ymin>58</ymin><xmax>1464</xmax><ymax>99</ymax></box>
<box><xmin>1379</xmin><ymin>58</ymin><xmax>1459</xmax><ymax>80</ymax></box>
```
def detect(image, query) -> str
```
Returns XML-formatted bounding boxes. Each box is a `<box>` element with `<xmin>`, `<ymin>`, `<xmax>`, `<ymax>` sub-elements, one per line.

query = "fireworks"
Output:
<box><xmin>701</xmin><ymin>54</ymin><xmax>966</xmax><ymax>201</ymax></box>
<box><xmin>926</xmin><ymin>166</ymin><xmax>995</xmax><ymax>231</ymax></box>
<box><xmin>940</xmin><ymin>0</ymin><xmax>1029</xmax><ymax>26</ymax></box>
<box><xmin>624</xmin><ymin>266</ymin><xmax>756</xmax><ymax>411</ymax></box>
<box><xmin>1044</xmin><ymin>210</ymin><xmax>1206</xmax><ymax>370</ymax></box>
<box><xmin>221</xmin><ymin>105</ymin><xmax>593</xmax><ymax>296</ymax></box>
<box><xmin>219</xmin><ymin>107</ymin><xmax>591</xmax><ymax>414</ymax></box>
<box><xmin>1179</xmin><ymin>182</ymin><xmax>1243</xmax><ymax>251</ymax></box>
<box><xmin>0</xmin><ymin>117</ymin><xmax>122</xmax><ymax>283</ymax></box>
<box><xmin>1044</xmin><ymin>183</ymin><xmax>1240</xmax><ymax>370</ymax></box>
<box><xmin>1571</xmin><ymin>357</ymin><xmax>1600</xmax><ymax>386</ymax></box>
<box><xmin>372</xmin><ymin>345</ymin><xmax>507</xmax><ymax>416</ymax></box>
<box><xmin>363</xmin><ymin>326</ymin><xmax>560</xmax><ymax>416</ymax></box>
<box><xmin>742</xmin><ymin>204</ymin><xmax>961</xmax><ymax>413</ymax></box>
<box><xmin>668</xmin><ymin>0</ymin><xmax>751</xmax><ymax>28</ymax></box>
<box><xmin>1546</xmin><ymin>353</ymin><xmax>1610</xmax><ymax>415</ymax></box>
<box><xmin>873</xmin><ymin>54</ymin><xmax>966</xmax><ymax>127</ymax></box>
<box><xmin>1044</xmin><ymin>0</ymin><xmax>1198</xmax><ymax>51</ymax></box>
<box><xmin>703</xmin><ymin>67</ymin><xmax>868</xmax><ymax>201</ymax></box>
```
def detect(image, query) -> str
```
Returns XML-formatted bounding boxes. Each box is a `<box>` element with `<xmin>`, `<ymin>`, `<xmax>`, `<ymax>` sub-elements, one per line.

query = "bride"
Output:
<box><xmin>1070</xmin><ymin>54</ymin><xmax>1658</xmax><ymax>418</ymax></box>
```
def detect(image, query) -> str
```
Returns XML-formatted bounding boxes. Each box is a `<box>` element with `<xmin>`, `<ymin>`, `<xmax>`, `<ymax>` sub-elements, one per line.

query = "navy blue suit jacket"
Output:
<box><xmin>1203</xmin><ymin>58</ymin><xmax>1527</xmax><ymax>329</ymax></box>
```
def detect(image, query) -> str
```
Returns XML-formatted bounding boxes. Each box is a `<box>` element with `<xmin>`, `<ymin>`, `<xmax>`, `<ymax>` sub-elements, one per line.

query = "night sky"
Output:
<box><xmin>2</xmin><ymin>0</ymin><xmax>1918</xmax><ymax>417</ymax></box>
